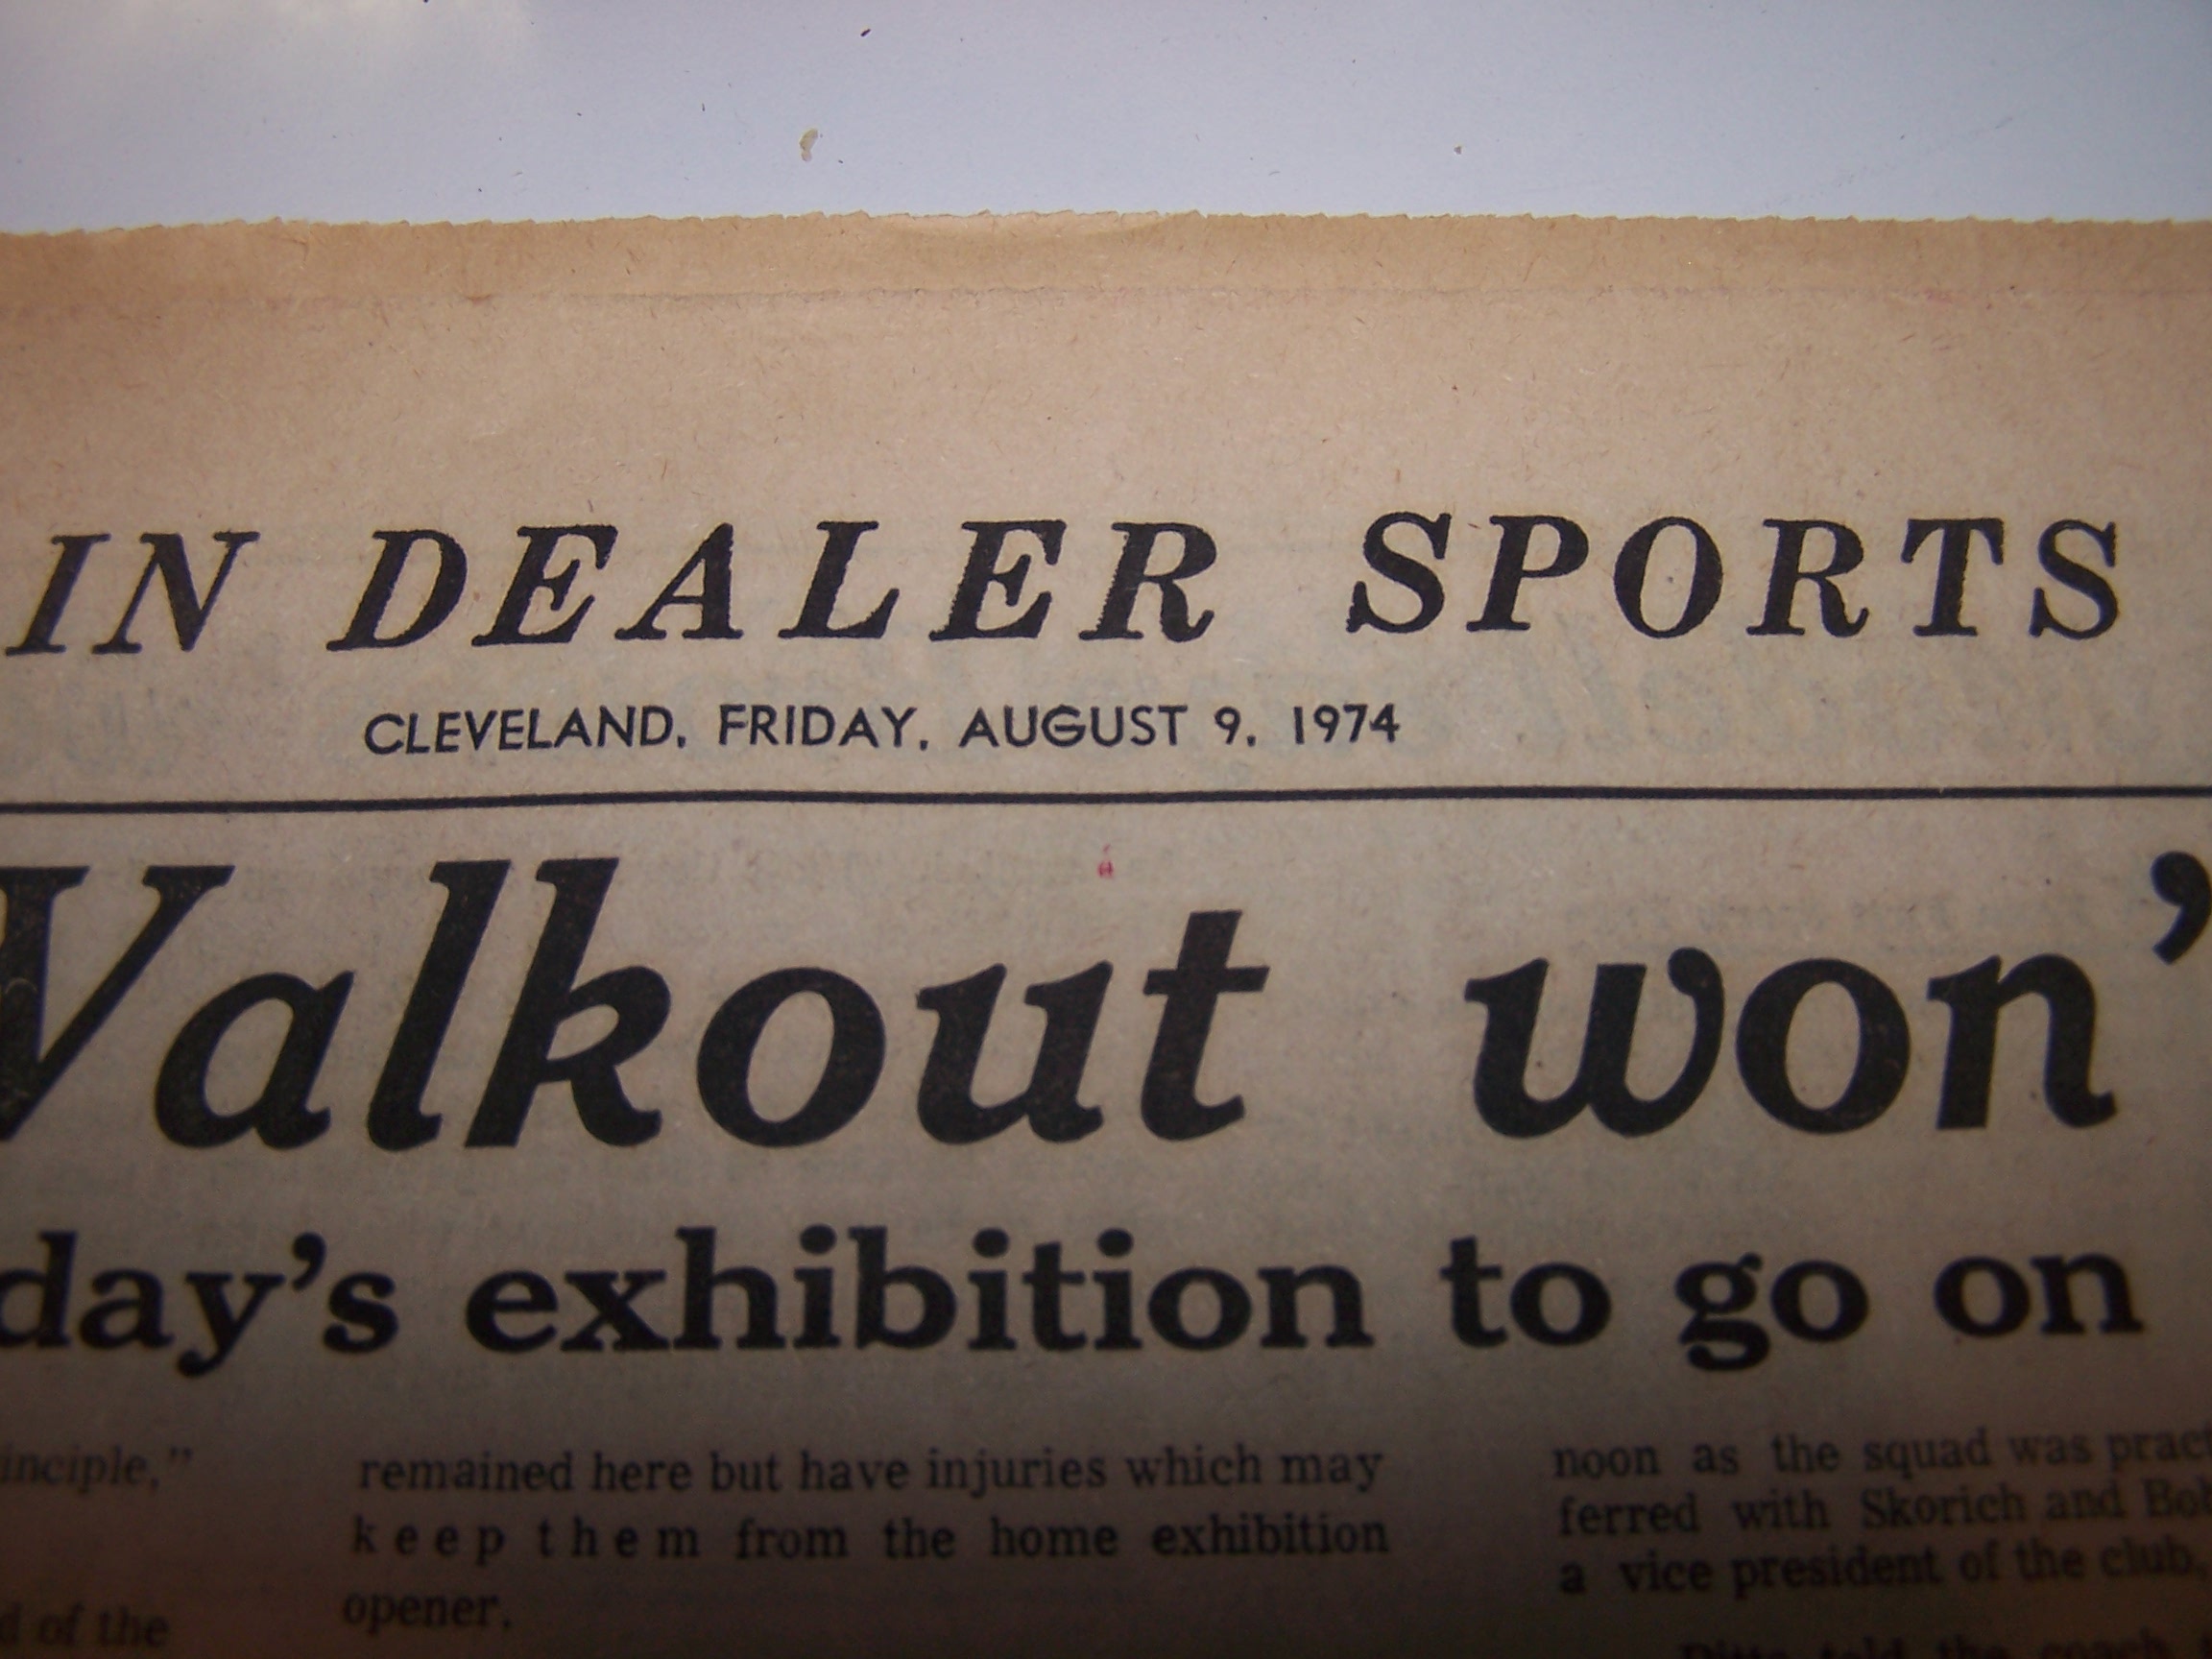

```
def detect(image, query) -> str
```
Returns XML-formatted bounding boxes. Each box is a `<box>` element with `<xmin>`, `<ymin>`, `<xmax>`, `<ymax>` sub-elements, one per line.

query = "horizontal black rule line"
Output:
<box><xmin>0</xmin><ymin>784</ymin><xmax>2208</xmax><ymax>816</ymax></box>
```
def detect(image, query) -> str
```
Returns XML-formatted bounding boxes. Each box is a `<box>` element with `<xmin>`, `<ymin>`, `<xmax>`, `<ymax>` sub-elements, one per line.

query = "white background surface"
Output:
<box><xmin>1</xmin><ymin>0</ymin><xmax>2208</xmax><ymax>229</ymax></box>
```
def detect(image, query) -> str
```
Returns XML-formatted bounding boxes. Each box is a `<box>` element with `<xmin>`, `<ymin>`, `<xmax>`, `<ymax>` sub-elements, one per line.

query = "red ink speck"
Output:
<box><xmin>1097</xmin><ymin>846</ymin><xmax>1115</xmax><ymax>878</ymax></box>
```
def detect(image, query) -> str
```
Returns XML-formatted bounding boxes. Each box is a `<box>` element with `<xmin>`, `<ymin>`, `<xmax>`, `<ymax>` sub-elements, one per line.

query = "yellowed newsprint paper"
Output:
<box><xmin>1</xmin><ymin>215</ymin><xmax>2208</xmax><ymax>1657</ymax></box>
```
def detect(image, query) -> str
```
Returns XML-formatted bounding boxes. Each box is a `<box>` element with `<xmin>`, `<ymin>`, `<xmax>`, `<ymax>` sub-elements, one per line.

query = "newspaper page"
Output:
<box><xmin>1</xmin><ymin>215</ymin><xmax>2207</xmax><ymax>1656</ymax></box>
